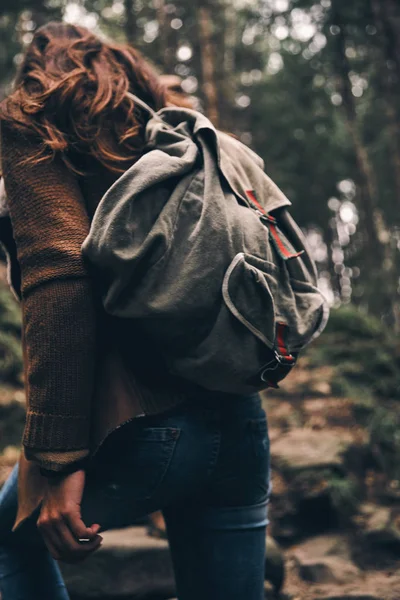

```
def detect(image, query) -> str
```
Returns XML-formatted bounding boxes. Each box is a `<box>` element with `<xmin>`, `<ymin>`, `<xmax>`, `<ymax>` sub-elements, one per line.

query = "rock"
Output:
<box><xmin>268</xmin><ymin>401</ymin><xmax>293</xmax><ymax>420</ymax></box>
<box><xmin>265</xmin><ymin>535</ymin><xmax>285</xmax><ymax>593</ymax></box>
<box><xmin>362</xmin><ymin>506</ymin><xmax>400</xmax><ymax>548</ymax></box>
<box><xmin>296</xmin><ymin>555</ymin><xmax>359</xmax><ymax>584</ymax></box>
<box><xmin>383</xmin><ymin>478</ymin><xmax>400</xmax><ymax>501</ymax></box>
<box><xmin>291</xmin><ymin>534</ymin><xmax>358</xmax><ymax>585</ymax></box>
<box><xmin>270</xmin><ymin>429</ymin><xmax>354</xmax><ymax>474</ymax></box>
<box><xmin>268</xmin><ymin>429</ymin><xmax>360</xmax><ymax>539</ymax></box>
<box><xmin>366</xmin><ymin>506</ymin><xmax>391</xmax><ymax>530</ymax></box>
<box><xmin>61</xmin><ymin>527</ymin><xmax>176</xmax><ymax>599</ymax></box>
<box><xmin>302</xmin><ymin>398</ymin><xmax>354</xmax><ymax>428</ymax></box>
<box><xmin>357</xmin><ymin>502</ymin><xmax>378</xmax><ymax>517</ymax></box>
<box><xmin>291</xmin><ymin>534</ymin><xmax>352</xmax><ymax>562</ymax></box>
<box><xmin>309</xmin><ymin>380</ymin><xmax>332</xmax><ymax>396</ymax></box>
<box><xmin>268</xmin><ymin>465</ymin><xmax>340</xmax><ymax>540</ymax></box>
<box><xmin>266</xmin><ymin>364</ymin><xmax>335</xmax><ymax>398</ymax></box>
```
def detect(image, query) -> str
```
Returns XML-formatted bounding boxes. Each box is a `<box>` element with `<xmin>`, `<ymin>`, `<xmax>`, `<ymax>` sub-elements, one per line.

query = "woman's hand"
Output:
<box><xmin>37</xmin><ymin>469</ymin><xmax>102</xmax><ymax>563</ymax></box>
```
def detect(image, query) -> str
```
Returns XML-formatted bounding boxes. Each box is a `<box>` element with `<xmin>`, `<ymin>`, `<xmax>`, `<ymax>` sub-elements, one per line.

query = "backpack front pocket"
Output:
<box><xmin>222</xmin><ymin>252</ymin><xmax>326</xmax><ymax>354</ymax></box>
<box><xmin>222</xmin><ymin>252</ymin><xmax>278</xmax><ymax>349</ymax></box>
<box><xmin>169</xmin><ymin>251</ymin><xmax>326</xmax><ymax>394</ymax></box>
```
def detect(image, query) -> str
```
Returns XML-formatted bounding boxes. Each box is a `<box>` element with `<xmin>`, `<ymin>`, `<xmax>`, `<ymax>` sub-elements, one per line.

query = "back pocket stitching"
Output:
<box><xmin>100</xmin><ymin>428</ymin><xmax>181</xmax><ymax>501</ymax></box>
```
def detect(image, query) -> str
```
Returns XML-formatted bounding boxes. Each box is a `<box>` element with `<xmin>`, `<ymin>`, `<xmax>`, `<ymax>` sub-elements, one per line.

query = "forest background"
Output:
<box><xmin>1</xmin><ymin>0</ymin><xmax>400</xmax><ymax>325</ymax></box>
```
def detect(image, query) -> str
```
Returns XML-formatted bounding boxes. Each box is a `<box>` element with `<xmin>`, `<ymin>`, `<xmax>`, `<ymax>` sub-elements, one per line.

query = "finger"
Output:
<box><xmin>63</xmin><ymin>509</ymin><xmax>101</xmax><ymax>541</ymax></box>
<box><xmin>42</xmin><ymin>534</ymin><xmax>62</xmax><ymax>560</ymax></box>
<box><xmin>43</xmin><ymin>520</ymin><xmax>102</xmax><ymax>563</ymax></box>
<box><xmin>90</xmin><ymin>523</ymin><xmax>101</xmax><ymax>535</ymax></box>
<box><xmin>37</xmin><ymin>519</ymin><xmax>63</xmax><ymax>560</ymax></box>
<box><xmin>59</xmin><ymin>541</ymin><xmax>103</xmax><ymax>564</ymax></box>
<box><xmin>55</xmin><ymin>519</ymin><xmax>102</xmax><ymax>554</ymax></box>
<box><xmin>78</xmin><ymin>522</ymin><xmax>102</xmax><ymax>539</ymax></box>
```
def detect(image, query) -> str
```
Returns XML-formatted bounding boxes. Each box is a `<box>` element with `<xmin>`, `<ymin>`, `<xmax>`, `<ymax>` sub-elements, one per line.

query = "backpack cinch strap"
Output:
<box><xmin>125</xmin><ymin>91</ymin><xmax>176</xmax><ymax>130</ymax></box>
<box><xmin>275</xmin><ymin>322</ymin><xmax>295</xmax><ymax>364</ymax></box>
<box><xmin>245</xmin><ymin>190</ymin><xmax>298</xmax><ymax>384</ymax></box>
<box><xmin>246</xmin><ymin>190</ymin><xmax>303</xmax><ymax>261</ymax></box>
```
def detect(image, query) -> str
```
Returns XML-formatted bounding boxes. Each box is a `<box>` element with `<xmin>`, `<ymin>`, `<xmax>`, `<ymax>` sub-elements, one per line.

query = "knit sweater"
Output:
<box><xmin>0</xmin><ymin>120</ymin><xmax>184</xmax><ymax>472</ymax></box>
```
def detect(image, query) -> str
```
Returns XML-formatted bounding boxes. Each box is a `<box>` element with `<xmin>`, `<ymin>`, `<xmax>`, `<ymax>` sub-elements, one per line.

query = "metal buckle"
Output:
<box><xmin>260</xmin><ymin>352</ymin><xmax>296</xmax><ymax>388</ymax></box>
<box><xmin>260</xmin><ymin>213</ymin><xmax>277</xmax><ymax>225</ymax></box>
<box><xmin>273</xmin><ymin>350</ymin><xmax>296</xmax><ymax>366</ymax></box>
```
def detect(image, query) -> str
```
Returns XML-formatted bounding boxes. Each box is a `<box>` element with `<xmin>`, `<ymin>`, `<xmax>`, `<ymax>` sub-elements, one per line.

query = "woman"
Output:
<box><xmin>0</xmin><ymin>22</ymin><xmax>270</xmax><ymax>600</ymax></box>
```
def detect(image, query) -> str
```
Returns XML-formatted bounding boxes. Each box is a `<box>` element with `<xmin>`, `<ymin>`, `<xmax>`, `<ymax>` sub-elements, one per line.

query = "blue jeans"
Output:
<box><xmin>0</xmin><ymin>393</ymin><xmax>270</xmax><ymax>600</ymax></box>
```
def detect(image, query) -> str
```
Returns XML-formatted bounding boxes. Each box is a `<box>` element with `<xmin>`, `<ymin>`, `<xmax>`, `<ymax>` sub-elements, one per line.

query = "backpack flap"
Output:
<box><xmin>217</xmin><ymin>131</ymin><xmax>292</xmax><ymax>214</ymax></box>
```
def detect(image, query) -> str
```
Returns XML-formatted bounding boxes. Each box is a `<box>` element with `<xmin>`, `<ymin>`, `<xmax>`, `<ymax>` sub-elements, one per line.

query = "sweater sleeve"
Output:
<box><xmin>0</xmin><ymin>121</ymin><xmax>97</xmax><ymax>471</ymax></box>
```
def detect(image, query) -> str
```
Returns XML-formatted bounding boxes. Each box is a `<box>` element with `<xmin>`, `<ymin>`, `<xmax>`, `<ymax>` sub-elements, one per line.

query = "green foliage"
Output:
<box><xmin>369</xmin><ymin>406</ymin><xmax>400</xmax><ymax>481</ymax></box>
<box><xmin>0</xmin><ymin>331</ymin><xmax>22</xmax><ymax>384</ymax></box>
<box><xmin>0</xmin><ymin>283</ymin><xmax>22</xmax><ymax>385</ymax></box>
<box><xmin>291</xmin><ymin>468</ymin><xmax>360</xmax><ymax>521</ymax></box>
<box><xmin>0</xmin><ymin>284</ymin><xmax>21</xmax><ymax>335</ymax></box>
<box><xmin>307</xmin><ymin>305</ymin><xmax>400</xmax><ymax>400</ymax></box>
<box><xmin>327</xmin><ymin>473</ymin><xmax>360</xmax><ymax>519</ymax></box>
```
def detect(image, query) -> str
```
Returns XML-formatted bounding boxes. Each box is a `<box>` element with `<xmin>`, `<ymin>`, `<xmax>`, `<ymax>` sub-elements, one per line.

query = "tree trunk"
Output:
<box><xmin>219</xmin><ymin>1</ymin><xmax>236</xmax><ymax>131</ymax></box>
<box><xmin>330</xmin><ymin>1</ymin><xmax>397</xmax><ymax>321</ymax></box>
<box><xmin>381</xmin><ymin>0</ymin><xmax>400</xmax><ymax>84</ymax></box>
<box><xmin>197</xmin><ymin>3</ymin><xmax>220</xmax><ymax>127</ymax></box>
<box><xmin>154</xmin><ymin>0</ymin><xmax>175</xmax><ymax>73</ymax></box>
<box><xmin>330</xmin><ymin>2</ymin><xmax>386</xmax><ymax>264</ymax></box>
<box><xmin>124</xmin><ymin>0</ymin><xmax>137</xmax><ymax>45</ymax></box>
<box><xmin>29</xmin><ymin>0</ymin><xmax>60</xmax><ymax>28</ymax></box>
<box><xmin>370</xmin><ymin>0</ymin><xmax>400</xmax><ymax>207</ymax></box>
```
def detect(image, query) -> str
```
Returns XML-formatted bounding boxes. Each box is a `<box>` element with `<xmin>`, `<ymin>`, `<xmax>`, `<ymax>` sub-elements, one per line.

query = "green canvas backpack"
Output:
<box><xmin>82</xmin><ymin>93</ymin><xmax>329</xmax><ymax>394</ymax></box>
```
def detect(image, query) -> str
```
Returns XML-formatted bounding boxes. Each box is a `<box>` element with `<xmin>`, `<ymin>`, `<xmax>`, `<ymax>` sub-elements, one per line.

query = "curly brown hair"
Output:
<box><xmin>0</xmin><ymin>22</ymin><xmax>181</xmax><ymax>173</ymax></box>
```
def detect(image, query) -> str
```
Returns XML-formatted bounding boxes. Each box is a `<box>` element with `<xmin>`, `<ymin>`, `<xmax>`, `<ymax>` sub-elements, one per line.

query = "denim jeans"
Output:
<box><xmin>0</xmin><ymin>392</ymin><xmax>270</xmax><ymax>600</ymax></box>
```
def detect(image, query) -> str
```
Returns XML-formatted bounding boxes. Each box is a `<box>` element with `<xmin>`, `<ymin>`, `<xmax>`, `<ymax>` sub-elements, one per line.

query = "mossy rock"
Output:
<box><xmin>306</xmin><ymin>306</ymin><xmax>400</xmax><ymax>400</ymax></box>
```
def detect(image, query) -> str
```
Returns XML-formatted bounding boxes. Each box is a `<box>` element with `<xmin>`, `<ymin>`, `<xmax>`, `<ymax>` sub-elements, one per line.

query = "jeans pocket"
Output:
<box><xmin>91</xmin><ymin>426</ymin><xmax>181</xmax><ymax>502</ymax></box>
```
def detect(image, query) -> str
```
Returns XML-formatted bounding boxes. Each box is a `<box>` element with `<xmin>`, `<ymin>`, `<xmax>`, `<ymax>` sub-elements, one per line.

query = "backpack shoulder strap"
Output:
<box><xmin>125</xmin><ymin>92</ymin><xmax>174</xmax><ymax>130</ymax></box>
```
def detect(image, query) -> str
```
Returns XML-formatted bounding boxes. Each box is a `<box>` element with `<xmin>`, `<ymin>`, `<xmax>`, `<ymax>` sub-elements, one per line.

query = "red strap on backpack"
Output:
<box><xmin>245</xmin><ymin>190</ymin><xmax>303</xmax><ymax>261</ymax></box>
<box><xmin>275</xmin><ymin>322</ymin><xmax>295</xmax><ymax>363</ymax></box>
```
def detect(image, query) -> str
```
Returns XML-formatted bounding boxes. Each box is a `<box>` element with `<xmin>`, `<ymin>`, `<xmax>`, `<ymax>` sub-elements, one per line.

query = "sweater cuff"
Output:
<box><xmin>23</xmin><ymin>412</ymin><xmax>90</xmax><ymax>451</ymax></box>
<box><xmin>25</xmin><ymin>448</ymin><xmax>90</xmax><ymax>474</ymax></box>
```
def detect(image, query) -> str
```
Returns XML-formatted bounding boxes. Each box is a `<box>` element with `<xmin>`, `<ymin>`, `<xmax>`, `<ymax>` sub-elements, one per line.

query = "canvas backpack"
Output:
<box><xmin>82</xmin><ymin>93</ymin><xmax>329</xmax><ymax>395</ymax></box>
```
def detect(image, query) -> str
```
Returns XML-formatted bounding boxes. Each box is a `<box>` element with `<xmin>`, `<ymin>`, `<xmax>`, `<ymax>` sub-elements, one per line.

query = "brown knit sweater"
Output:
<box><xmin>0</xmin><ymin>120</ymin><xmax>184</xmax><ymax>472</ymax></box>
